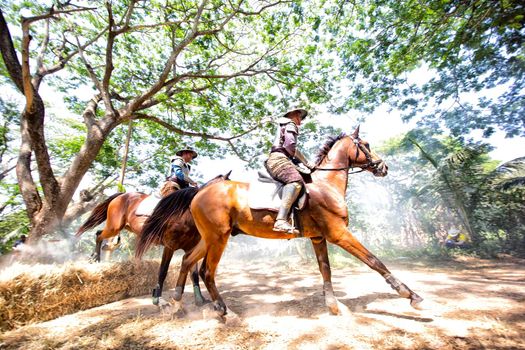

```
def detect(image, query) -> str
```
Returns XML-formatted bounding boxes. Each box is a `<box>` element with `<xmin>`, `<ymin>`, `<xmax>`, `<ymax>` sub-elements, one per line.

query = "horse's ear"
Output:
<box><xmin>351</xmin><ymin>125</ymin><xmax>360</xmax><ymax>138</ymax></box>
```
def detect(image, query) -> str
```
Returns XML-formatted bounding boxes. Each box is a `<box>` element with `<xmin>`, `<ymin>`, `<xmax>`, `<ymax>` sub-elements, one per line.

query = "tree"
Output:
<box><xmin>327</xmin><ymin>0</ymin><xmax>525</xmax><ymax>138</ymax></box>
<box><xmin>375</xmin><ymin>129</ymin><xmax>524</xmax><ymax>255</ymax></box>
<box><xmin>0</xmin><ymin>1</ymin><xmax>332</xmax><ymax>241</ymax></box>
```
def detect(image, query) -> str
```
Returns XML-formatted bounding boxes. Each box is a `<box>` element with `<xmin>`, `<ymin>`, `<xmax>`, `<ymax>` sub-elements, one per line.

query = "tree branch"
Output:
<box><xmin>75</xmin><ymin>35</ymin><xmax>104</xmax><ymax>92</ymax></box>
<box><xmin>102</xmin><ymin>1</ymin><xmax>116</xmax><ymax>115</ymax></box>
<box><xmin>82</xmin><ymin>94</ymin><xmax>102</xmax><ymax>128</ymax></box>
<box><xmin>131</xmin><ymin>112</ymin><xmax>265</xmax><ymax>142</ymax></box>
<box><xmin>21</xmin><ymin>18</ymin><xmax>35</xmax><ymax>109</ymax></box>
<box><xmin>124</xmin><ymin>0</ymin><xmax>208</xmax><ymax>114</ymax></box>
<box><xmin>39</xmin><ymin>27</ymin><xmax>108</xmax><ymax>78</ymax></box>
<box><xmin>22</xmin><ymin>6</ymin><xmax>97</xmax><ymax>26</ymax></box>
<box><xmin>33</xmin><ymin>18</ymin><xmax>50</xmax><ymax>90</ymax></box>
<box><xmin>0</xmin><ymin>9</ymin><xmax>24</xmax><ymax>92</ymax></box>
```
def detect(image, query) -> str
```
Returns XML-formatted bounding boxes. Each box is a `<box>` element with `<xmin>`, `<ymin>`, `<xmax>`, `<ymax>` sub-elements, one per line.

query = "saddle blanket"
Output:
<box><xmin>135</xmin><ymin>193</ymin><xmax>162</xmax><ymax>216</ymax></box>
<box><xmin>247</xmin><ymin>170</ymin><xmax>307</xmax><ymax>212</ymax></box>
<box><xmin>248</xmin><ymin>179</ymin><xmax>282</xmax><ymax>211</ymax></box>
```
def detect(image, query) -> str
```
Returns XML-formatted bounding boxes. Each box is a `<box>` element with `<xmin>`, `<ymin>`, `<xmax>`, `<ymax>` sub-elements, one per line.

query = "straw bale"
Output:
<box><xmin>0</xmin><ymin>259</ymin><xmax>179</xmax><ymax>331</ymax></box>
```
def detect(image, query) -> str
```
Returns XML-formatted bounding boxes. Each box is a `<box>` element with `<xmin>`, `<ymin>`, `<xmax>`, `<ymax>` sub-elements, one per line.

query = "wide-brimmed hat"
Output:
<box><xmin>283</xmin><ymin>108</ymin><xmax>308</xmax><ymax>120</ymax></box>
<box><xmin>175</xmin><ymin>148</ymin><xmax>198</xmax><ymax>159</ymax></box>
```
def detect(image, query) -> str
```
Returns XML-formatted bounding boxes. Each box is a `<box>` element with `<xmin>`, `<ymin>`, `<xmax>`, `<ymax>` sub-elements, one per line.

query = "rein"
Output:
<box><xmin>314</xmin><ymin>166</ymin><xmax>365</xmax><ymax>174</ymax></box>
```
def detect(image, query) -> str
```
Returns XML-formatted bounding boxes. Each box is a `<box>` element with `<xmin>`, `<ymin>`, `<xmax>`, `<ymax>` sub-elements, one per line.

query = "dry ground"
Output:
<box><xmin>1</xmin><ymin>255</ymin><xmax>524</xmax><ymax>350</ymax></box>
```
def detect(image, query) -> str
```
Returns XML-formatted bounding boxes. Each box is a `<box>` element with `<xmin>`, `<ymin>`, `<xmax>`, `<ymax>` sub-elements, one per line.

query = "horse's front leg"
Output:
<box><xmin>174</xmin><ymin>240</ymin><xmax>207</xmax><ymax>302</ymax></box>
<box><xmin>328</xmin><ymin>228</ymin><xmax>423</xmax><ymax>309</ymax></box>
<box><xmin>311</xmin><ymin>238</ymin><xmax>339</xmax><ymax>315</ymax></box>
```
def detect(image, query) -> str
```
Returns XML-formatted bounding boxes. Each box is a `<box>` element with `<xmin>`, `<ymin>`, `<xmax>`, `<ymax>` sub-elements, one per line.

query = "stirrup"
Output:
<box><xmin>273</xmin><ymin>220</ymin><xmax>300</xmax><ymax>235</ymax></box>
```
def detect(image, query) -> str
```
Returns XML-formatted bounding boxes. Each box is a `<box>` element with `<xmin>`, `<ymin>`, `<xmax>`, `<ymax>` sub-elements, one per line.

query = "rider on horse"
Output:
<box><xmin>265</xmin><ymin>108</ymin><xmax>316</xmax><ymax>235</ymax></box>
<box><xmin>168</xmin><ymin>148</ymin><xmax>198</xmax><ymax>189</ymax></box>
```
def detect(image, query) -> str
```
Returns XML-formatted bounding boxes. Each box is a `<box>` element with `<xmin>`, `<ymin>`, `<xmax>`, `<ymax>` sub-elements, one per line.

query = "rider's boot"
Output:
<box><xmin>273</xmin><ymin>182</ymin><xmax>302</xmax><ymax>235</ymax></box>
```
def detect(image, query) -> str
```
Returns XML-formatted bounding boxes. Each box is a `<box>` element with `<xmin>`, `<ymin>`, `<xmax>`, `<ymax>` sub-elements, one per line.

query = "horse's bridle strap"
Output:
<box><xmin>313</xmin><ymin>136</ymin><xmax>380</xmax><ymax>173</ymax></box>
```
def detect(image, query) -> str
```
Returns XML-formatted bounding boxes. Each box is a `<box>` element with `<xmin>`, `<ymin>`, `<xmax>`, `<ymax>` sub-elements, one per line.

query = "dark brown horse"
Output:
<box><xmin>76</xmin><ymin>180</ymin><xmax>209</xmax><ymax>305</ymax></box>
<box><xmin>144</xmin><ymin>127</ymin><xmax>423</xmax><ymax>316</ymax></box>
<box><xmin>134</xmin><ymin>172</ymin><xmax>231</xmax><ymax>305</ymax></box>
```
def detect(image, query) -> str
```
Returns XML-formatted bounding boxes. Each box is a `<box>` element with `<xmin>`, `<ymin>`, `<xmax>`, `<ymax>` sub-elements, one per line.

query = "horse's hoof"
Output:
<box><xmin>174</xmin><ymin>286</ymin><xmax>183</xmax><ymax>301</ymax></box>
<box><xmin>325</xmin><ymin>294</ymin><xmax>340</xmax><ymax>315</ymax></box>
<box><xmin>223</xmin><ymin>310</ymin><xmax>242</xmax><ymax>326</ymax></box>
<box><xmin>195</xmin><ymin>296</ymin><xmax>208</xmax><ymax>307</ymax></box>
<box><xmin>213</xmin><ymin>301</ymin><xmax>227</xmax><ymax>316</ymax></box>
<box><xmin>410</xmin><ymin>295</ymin><xmax>424</xmax><ymax>310</ymax></box>
<box><xmin>327</xmin><ymin>302</ymin><xmax>340</xmax><ymax>315</ymax></box>
<box><xmin>152</xmin><ymin>296</ymin><xmax>159</xmax><ymax>306</ymax></box>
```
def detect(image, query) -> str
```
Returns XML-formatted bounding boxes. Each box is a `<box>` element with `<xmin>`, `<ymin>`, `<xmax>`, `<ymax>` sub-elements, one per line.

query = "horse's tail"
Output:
<box><xmin>75</xmin><ymin>193</ymin><xmax>124</xmax><ymax>237</ymax></box>
<box><xmin>135</xmin><ymin>187</ymin><xmax>199</xmax><ymax>259</ymax></box>
<box><xmin>135</xmin><ymin>171</ymin><xmax>232</xmax><ymax>259</ymax></box>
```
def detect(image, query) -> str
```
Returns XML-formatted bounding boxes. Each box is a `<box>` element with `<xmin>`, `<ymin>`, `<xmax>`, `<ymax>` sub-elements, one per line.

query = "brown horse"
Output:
<box><xmin>76</xmin><ymin>192</ymin><xmax>144</xmax><ymax>262</ymax></box>
<box><xmin>76</xmin><ymin>180</ymin><xmax>177</xmax><ymax>262</ymax></box>
<box><xmin>159</xmin><ymin>127</ymin><xmax>423</xmax><ymax>316</ymax></box>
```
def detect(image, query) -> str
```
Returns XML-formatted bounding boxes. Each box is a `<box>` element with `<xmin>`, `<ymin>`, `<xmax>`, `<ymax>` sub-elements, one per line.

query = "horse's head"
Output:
<box><xmin>347</xmin><ymin>126</ymin><xmax>388</xmax><ymax>177</ymax></box>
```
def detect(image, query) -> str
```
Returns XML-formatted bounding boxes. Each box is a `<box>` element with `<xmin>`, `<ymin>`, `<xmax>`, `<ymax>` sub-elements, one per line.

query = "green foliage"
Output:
<box><xmin>2</xmin><ymin>0</ymin><xmax>523</xmax><ymax>249</ymax></box>
<box><xmin>326</xmin><ymin>0</ymin><xmax>525</xmax><ymax>137</ymax></box>
<box><xmin>352</xmin><ymin>129</ymin><xmax>525</xmax><ymax>257</ymax></box>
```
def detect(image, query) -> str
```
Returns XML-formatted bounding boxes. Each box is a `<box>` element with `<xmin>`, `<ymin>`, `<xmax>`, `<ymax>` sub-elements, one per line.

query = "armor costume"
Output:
<box><xmin>169</xmin><ymin>156</ymin><xmax>195</xmax><ymax>188</ymax></box>
<box><xmin>265</xmin><ymin>109</ymin><xmax>314</xmax><ymax>235</ymax></box>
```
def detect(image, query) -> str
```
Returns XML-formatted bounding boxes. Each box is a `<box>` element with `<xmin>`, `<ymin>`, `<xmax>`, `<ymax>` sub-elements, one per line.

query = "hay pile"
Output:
<box><xmin>0</xmin><ymin>259</ymin><xmax>178</xmax><ymax>331</ymax></box>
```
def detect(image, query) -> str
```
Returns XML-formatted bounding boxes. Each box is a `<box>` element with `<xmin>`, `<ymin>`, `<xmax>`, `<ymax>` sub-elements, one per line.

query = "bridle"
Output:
<box><xmin>314</xmin><ymin>136</ymin><xmax>384</xmax><ymax>174</ymax></box>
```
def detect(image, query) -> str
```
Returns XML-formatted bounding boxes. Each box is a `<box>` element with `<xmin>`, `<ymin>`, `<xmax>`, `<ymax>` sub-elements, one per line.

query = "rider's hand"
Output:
<box><xmin>306</xmin><ymin>161</ymin><xmax>316</xmax><ymax>170</ymax></box>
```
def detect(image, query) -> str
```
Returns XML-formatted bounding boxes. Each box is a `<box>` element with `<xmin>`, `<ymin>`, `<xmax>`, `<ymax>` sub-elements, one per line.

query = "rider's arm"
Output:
<box><xmin>294</xmin><ymin>149</ymin><xmax>316</xmax><ymax>170</ymax></box>
<box><xmin>282</xmin><ymin>122</ymin><xmax>298</xmax><ymax>157</ymax></box>
<box><xmin>173</xmin><ymin>165</ymin><xmax>186</xmax><ymax>181</ymax></box>
<box><xmin>172</xmin><ymin>160</ymin><xmax>197</xmax><ymax>186</ymax></box>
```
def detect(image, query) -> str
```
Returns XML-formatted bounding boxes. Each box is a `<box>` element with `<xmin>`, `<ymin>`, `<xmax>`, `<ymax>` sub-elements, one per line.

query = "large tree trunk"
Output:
<box><xmin>1</xmin><ymin>8</ymin><xmax>116</xmax><ymax>242</ymax></box>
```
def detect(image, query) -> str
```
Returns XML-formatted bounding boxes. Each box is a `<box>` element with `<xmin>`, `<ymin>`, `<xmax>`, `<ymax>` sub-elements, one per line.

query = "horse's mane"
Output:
<box><xmin>315</xmin><ymin>133</ymin><xmax>347</xmax><ymax>166</ymax></box>
<box><xmin>135</xmin><ymin>172</ymin><xmax>231</xmax><ymax>259</ymax></box>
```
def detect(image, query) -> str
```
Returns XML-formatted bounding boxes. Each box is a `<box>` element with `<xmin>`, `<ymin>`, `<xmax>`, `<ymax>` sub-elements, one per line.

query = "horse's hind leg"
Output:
<box><xmin>201</xmin><ymin>237</ymin><xmax>229</xmax><ymax>316</ymax></box>
<box><xmin>90</xmin><ymin>230</ymin><xmax>104</xmax><ymax>262</ymax></box>
<box><xmin>92</xmin><ymin>210</ymin><xmax>125</xmax><ymax>262</ymax></box>
<box><xmin>329</xmin><ymin>228</ymin><xmax>423</xmax><ymax>309</ymax></box>
<box><xmin>190</xmin><ymin>262</ymin><xmax>206</xmax><ymax>306</ymax></box>
<box><xmin>311</xmin><ymin>238</ymin><xmax>339</xmax><ymax>315</ymax></box>
<box><xmin>152</xmin><ymin>246</ymin><xmax>175</xmax><ymax>305</ymax></box>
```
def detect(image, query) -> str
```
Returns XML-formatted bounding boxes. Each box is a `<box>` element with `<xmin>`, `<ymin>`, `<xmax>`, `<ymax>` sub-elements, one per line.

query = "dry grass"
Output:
<box><xmin>0</xmin><ymin>260</ymin><xmax>177</xmax><ymax>331</ymax></box>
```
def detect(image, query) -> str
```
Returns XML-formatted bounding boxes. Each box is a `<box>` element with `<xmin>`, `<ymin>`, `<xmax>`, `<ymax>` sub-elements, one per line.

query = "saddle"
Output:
<box><xmin>248</xmin><ymin>167</ymin><xmax>309</xmax><ymax>235</ymax></box>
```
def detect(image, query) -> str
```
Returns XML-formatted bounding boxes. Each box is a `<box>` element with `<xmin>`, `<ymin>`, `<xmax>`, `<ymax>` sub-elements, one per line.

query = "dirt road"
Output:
<box><xmin>1</xmin><ymin>256</ymin><xmax>524</xmax><ymax>349</ymax></box>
